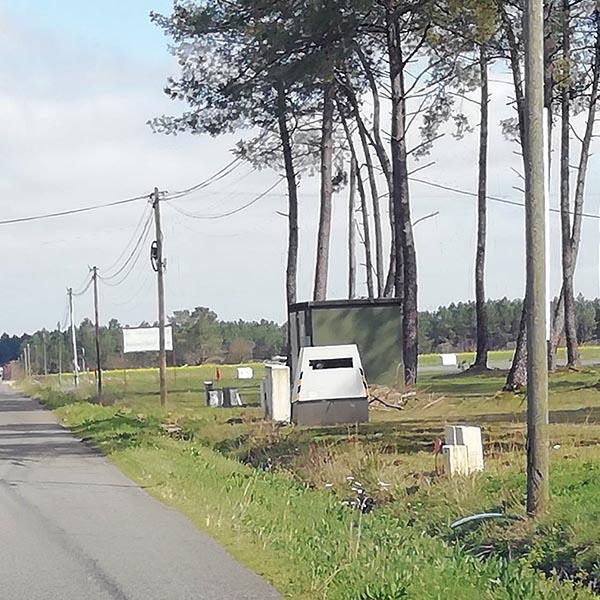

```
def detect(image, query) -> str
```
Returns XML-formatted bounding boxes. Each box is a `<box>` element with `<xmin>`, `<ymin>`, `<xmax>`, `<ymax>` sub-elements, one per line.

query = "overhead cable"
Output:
<box><xmin>166</xmin><ymin>178</ymin><xmax>285</xmax><ymax>220</ymax></box>
<box><xmin>72</xmin><ymin>276</ymin><xmax>93</xmax><ymax>297</ymax></box>
<box><xmin>103</xmin><ymin>270</ymin><xmax>154</xmax><ymax>307</ymax></box>
<box><xmin>164</xmin><ymin>157</ymin><xmax>244</xmax><ymax>200</ymax></box>
<box><xmin>59</xmin><ymin>298</ymin><xmax>70</xmax><ymax>331</ymax></box>
<box><xmin>0</xmin><ymin>192</ymin><xmax>151</xmax><ymax>226</ymax></box>
<box><xmin>0</xmin><ymin>156</ymin><xmax>245</xmax><ymax>227</ymax></box>
<box><xmin>102</xmin><ymin>203</ymin><xmax>153</xmax><ymax>276</ymax></box>
<box><xmin>98</xmin><ymin>219</ymin><xmax>153</xmax><ymax>288</ymax></box>
<box><xmin>99</xmin><ymin>211</ymin><xmax>154</xmax><ymax>281</ymax></box>
<box><xmin>410</xmin><ymin>177</ymin><xmax>600</xmax><ymax>220</ymax></box>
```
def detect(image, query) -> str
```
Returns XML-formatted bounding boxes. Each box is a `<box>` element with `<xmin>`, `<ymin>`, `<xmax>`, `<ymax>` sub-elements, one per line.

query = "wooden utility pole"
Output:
<box><xmin>524</xmin><ymin>0</ymin><xmax>549</xmax><ymax>516</ymax></box>
<box><xmin>92</xmin><ymin>267</ymin><xmax>103</xmax><ymax>399</ymax></box>
<box><xmin>152</xmin><ymin>188</ymin><xmax>167</xmax><ymax>407</ymax></box>
<box><xmin>68</xmin><ymin>287</ymin><xmax>79</xmax><ymax>387</ymax></box>
<box><xmin>30</xmin><ymin>344</ymin><xmax>35</xmax><ymax>375</ymax></box>
<box><xmin>57</xmin><ymin>322</ymin><xmax>62</xmax><ymax>387</ymax></box>
<box><xmin>42</xmin><ymin>331</ymin><xmax>48</xmax><ymax>376</ymax></box>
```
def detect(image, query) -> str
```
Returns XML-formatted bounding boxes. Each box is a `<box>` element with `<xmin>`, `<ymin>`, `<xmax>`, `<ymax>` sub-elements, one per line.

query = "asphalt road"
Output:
<box><xmin>0</xmin><ymin>385</ymin><xmax>280</xmax><ymax>600</ymax></box>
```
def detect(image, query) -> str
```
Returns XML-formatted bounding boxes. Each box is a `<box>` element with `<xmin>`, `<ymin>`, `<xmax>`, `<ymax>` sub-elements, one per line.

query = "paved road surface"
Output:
<box><xmin>0</xmin><ymin>385</ymin><xmax>280</xmax><ymax>600</ymax></box>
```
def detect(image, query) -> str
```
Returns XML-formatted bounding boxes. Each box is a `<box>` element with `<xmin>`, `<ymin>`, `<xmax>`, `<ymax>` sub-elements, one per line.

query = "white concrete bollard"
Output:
<box><xmin>442</xmin><ymin>444</ymin><xmax>470</xmax><ymax>477</ymax></box>
<box><xmin>444</xmin><ymin>425</ymin><xmax>484</xmax><ymax>475</ymax></box>
<box><xmin>264</xmin><ymin>364</ymin><xmax>291</xmax><ymax>423</ymax></box>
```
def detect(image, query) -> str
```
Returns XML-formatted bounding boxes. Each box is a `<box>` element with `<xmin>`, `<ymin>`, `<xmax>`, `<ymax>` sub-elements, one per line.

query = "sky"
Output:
<box><xmin>0</xmin><ymin>1</ymin><xmax>599</xmax><ymax>335</ymax></box>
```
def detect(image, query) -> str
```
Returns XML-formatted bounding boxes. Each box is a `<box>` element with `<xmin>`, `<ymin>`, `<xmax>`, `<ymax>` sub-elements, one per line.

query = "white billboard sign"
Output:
<box><xmin>236</xmin><ymin>367</ymin><xmax>254</xmax><ymax>380</ymax></box>
<box><xmin>123</xmin><ymin>326</ymin><xmax>173</xmax><ymax>353</ymax></box>
<box><xmin>439</xmin><ymin>353</ymin><xmax>457</xmax><ymax>367</ymax></box>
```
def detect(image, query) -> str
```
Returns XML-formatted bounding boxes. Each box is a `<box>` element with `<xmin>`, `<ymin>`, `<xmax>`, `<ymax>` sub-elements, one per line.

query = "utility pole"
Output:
<box><xmin>152</xmin><ymin>187</ymin><xmax>167</xmax><ymax>407</ymax></box>
<box><xmin>92</xmin><ymin>267</ymin><xmax>103</xmax><ymax>399</ymax></box>
<box><xmin>43</xmin><ymin>331</ymin><xmax>48</xmax><ymax>376</ymax></box>
<box><xmin>57</xmin><ymin>322</ymin><xmax>62</xmax><ymax>387</ymax></box>
<box><xmin>68</xmin><ymin>287</ymin><xmax>79</xmax><ymax>387</ymax></box>
<box><xmin>524</xmin><ymin>0</ymin><xmax>549</xmax><ymax>516</ymax></box>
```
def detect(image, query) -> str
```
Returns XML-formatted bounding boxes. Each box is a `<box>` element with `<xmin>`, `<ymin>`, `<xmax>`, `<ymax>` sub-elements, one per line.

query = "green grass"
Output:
<box><xmin>417</xmin><ymin>345</ymin><xmax>600</xmax><ymax>367</ymax></box>
<box><xmin>20</xmin><ymin>364</ymin><xmax>600</xmax><ymax>599</ymax></box>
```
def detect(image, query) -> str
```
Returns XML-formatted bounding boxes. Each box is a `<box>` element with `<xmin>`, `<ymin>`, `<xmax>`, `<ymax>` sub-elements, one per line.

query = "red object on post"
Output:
<box><xmin>215</xmin><ymin>367</ymin><xmax>221</xmax><ymax>381</ymax></box>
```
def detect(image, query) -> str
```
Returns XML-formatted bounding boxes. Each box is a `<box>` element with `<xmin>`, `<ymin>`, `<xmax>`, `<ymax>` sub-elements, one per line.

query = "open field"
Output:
<box><xmin>19</xmin><ymin>364</ymin><xmax>600</xmax><ymax>599</ymax></box>
<box><xmin>417</xmin><ymin>346</ymin><xmax>600</xmax><ymax>367</ymax></box>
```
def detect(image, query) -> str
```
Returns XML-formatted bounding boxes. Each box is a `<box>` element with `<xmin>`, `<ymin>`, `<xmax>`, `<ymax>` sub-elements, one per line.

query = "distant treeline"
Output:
<box><xmin>419</xmin><ymin>295</ymin><xmax>600</xmax><ymax>354</ymax></box>
<box><xmin>7</xmin><ymin>307</ymin><xmax>286</xmax><ymax>373</ymax></box>
<box><xmin>4</xmin><ymin>296</ymin><xmax>600</xmax><ymax>372</ymax></box>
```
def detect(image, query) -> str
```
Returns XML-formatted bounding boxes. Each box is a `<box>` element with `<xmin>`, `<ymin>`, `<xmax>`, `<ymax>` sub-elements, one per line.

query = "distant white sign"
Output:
<box><xmin>123</xmin><ymin>326</ymin><xmax>173</xmax><ymax>353</ymax></box>
<box><xmin>236</xmin><ymin>367</ymin><xmax>253</xmax><ymax>380</ymax></box>
<box><xmin>439</xmin><ymin>353</ymin><xmax>458</xmax><ymax>367</ymax></box>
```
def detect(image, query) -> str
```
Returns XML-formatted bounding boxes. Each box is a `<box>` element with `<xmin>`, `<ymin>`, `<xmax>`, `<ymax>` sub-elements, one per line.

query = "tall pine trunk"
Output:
<box><xmin>357</xmin><ymin>164</ymin><xmax>376</xmax><ymax>298</ymax></box>
<box><xmin>473</xmin><ymin>45</ymin><xmax>489</xmax><ymax>369</ymax></box>
<box><xmin>341</xmin><ymin>73</ymin><xmax>387</xmax><ymax>296</ymax></box>
<box><xmin>348</xmin><ymin>157</ymin><xmax>357</xmax><ymax>299</ymax></box>
<box><xmin>354</xmin><ymin>46</ymin><xmax>396</xmax><ymax>298</ymax></box>
<box><xmin>313</xmin><ymin>73</ymin><xmax>335</xmax><ymax>301</ymax></box>
<box><xmin>388</xmin><ymin>12</ymin><xmax>418</xmax><ymax>385</ymax></box>
<box><xmin>560</xmin><ymin>0</ymin><xmax>579</xmax><ymax>366</ymax></box>
<box><xmin>502</xmin><ymin>7</ymin><xmax>530</xmax><ymax>389</ymax></box>
<box><xmin>549</xmin><ymin>291</ymin><xmax>564</xmax><ymax>370</ymax></box>
<box><xmin>356</xmin><ymin>117</ymin><xmax>385</xmax><ymax>295</ymax></box>
<box><xmin>549</xmin><ymin>9</ymin><xmax>600</xmax><ymax>367</ymax></box>
<box><xmin>276</xmin><ymin>86</ymin><xmax>299</xmax><ymax>309</ymax></box>
<box><xmin>504</xmin><ymin>303</ymin><xmax>528</xmax><ymax>390</ymax></box>
<box><xmin>340</xmin><ymin>111</ymin><xmax>375</xmax><ymax>297</ymax></box>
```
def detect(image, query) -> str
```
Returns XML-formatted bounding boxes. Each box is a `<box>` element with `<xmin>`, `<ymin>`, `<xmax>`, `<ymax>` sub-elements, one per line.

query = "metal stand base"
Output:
<box><xmin>291</xmin><ymin>398</ymin><xmax>368</xmax><ymax>427</ymax></box>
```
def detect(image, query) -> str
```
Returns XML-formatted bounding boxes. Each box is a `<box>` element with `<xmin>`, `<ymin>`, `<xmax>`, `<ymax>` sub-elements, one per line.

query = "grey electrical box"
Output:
<box><xmin>204</xmin><ymin>381</ymin><xmax>214</xmax><ymax>406</ymax></box>
<box><xmin>222</xmin><ymin>387</ymin><xmax>243</xmax><ymax>407</ymax></box>
<box><xmin>288</xmin><ymin>298</ymin><xmax>403</xmax><ymax>387</ymax></box>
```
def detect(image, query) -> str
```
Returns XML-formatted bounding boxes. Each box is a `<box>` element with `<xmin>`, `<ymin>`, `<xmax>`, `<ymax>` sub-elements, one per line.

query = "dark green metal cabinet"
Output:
<box><xmin>288</xmin><ymin>299</ymin><xmax>404</xmax><ymax>387</ymax></box>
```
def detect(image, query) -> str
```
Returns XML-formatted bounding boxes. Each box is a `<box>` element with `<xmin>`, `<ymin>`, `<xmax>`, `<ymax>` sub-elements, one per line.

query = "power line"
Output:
<box><xmin>409</xmin><ymin>176</ymin><xmax>600</xmax><ymax>220</ymax></box>
<box><xmin>72</xmin><ymin>276</ymin><xmax>93</xmax><ymax>297</ymax></box>
<box><xmin>102</xmin><ymin>203</ymin><xmax>153</xmax><ymax>276</ymax></box>
<box><xmin>169</xmin><ymin>168</ymin><xmax>260</xmax><ymax>212</ymax></box>
<box><xmin>98</xmin><ymin>219</ymin><xmax>153</xmax><ymax>288</ymax></box>
<box><xmin>99</xmin><ymin>211</ymin><xmax>154</xmax><ymax>282</ymax></box>
<box><xmin>166</xmin><ymin>178</ymin><xmax>285</xmax><ymax>220</ymax></box>
<box><xmin>164</xmin><ymin>157</ymin><xmax>245</xmax><ymax>200</ymax></box>
<box><xmin>0</xmin><ymin>157</ymin><xmax>247</xmax><ymax>228</ymax></box>
<box><xmin>59</xmin><ymin>297</ymin><xmax>70</xmax><ymax>331</ymax></box>
<box><xmin>72</xmin><ymin>270</ymin><xmax>93</xmax><ymax>296</ymax></box>
<box><xmin>170</xmin><ymin>211</ymin><xmax>259</xmax><ymax>238</ymax></box>
<box><xmin>102</xmin><ymin>270</ymin><xmax>153</xmax><ymax>308</ymax></box>
<box><xmin>0</xmin><ymin>192</ymin><xmax>152</xmax><ymax>226</ymax></box>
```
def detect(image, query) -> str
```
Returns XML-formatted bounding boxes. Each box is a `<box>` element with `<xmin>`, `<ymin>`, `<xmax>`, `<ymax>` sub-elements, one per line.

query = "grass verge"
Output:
<box><xmin>19</xmin><ymin>370</ymin><xmax>600</xmax><ymax>600</ymax></box>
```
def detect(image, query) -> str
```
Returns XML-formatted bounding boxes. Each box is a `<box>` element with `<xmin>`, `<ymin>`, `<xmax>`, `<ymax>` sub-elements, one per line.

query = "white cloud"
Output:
<box><xmin>0</xmin><ymin>7</ymin><xmax>598</xmax><ymax>336</ymax></box>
